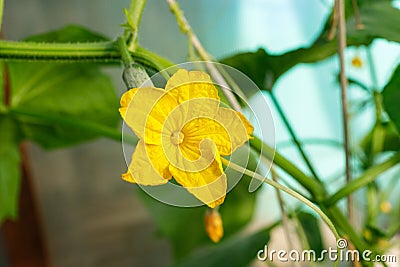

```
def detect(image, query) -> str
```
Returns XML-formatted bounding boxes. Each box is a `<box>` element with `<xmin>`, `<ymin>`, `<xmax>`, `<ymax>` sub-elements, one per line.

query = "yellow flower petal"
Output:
<box><xmin>159</xmin><ymin>98</ymin><xmax>221</xmax><ymax>169</ymax></box>
<box><xmin>165</xmin><ymin>69</ymin><xmax>219</xmax><ymax>102</ymax></box>
<box><xmin>119</xmin><ymin>87</ymin><xmax>176</xmax><ymax>142</ymax></box>
<box><xmin>144</xmin><ymin>91</ymin><xmax>180</xmax><ymax>145</ymax></box>
<box><xmin>215</xmin><ymin>108</ymin><xmax>254</xmax><ymax>154</ymax></box>
<box><xmin>123</xmin><ymin>140</ymin><xmax>171</xmax><ymax>185</ymax></box>
<box><xmin>182</xmin><ymin>108</ymin><xmax>253</xmax><ymax>156</ymax></box>
<box><xmin>169</xmin><ymin>139</ymin><xmax>227</xmax><ymax>208</ymax></box>
<box><xmin>182</xmin><ymin>117</ymin><xmax>230</xmax><ymax>155</ymax></box>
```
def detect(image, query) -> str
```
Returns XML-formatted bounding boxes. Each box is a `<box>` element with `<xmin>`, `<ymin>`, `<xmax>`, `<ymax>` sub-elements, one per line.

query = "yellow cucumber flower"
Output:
<box><xmin>119</xmin><ymin>69</ymin><xmax>253</xmax><ymax>208</ymax></box>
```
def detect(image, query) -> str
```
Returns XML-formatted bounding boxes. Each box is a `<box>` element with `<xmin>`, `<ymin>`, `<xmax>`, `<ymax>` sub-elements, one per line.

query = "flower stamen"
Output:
<box><xmin>170</xmin><ymin>131</ymin><xmax>185</xmax><ymax>145</ymax></box>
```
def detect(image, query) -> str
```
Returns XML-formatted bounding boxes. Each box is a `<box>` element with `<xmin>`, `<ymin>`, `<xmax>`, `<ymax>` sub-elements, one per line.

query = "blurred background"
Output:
<box><xmin>1</xmin><ymin>0</ymin><xmax>399</xmax><ymax>266</ymax></box>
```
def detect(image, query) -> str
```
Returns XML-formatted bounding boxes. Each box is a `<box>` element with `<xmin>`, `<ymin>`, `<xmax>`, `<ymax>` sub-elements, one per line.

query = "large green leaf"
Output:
<box><xmin>138</xmin><ymin>150</ymin><xmax>261</xmax><ymax>259</ymax></box>
<box><xmin>0</xmin><ymin>116</ymin><xmax>21</xmax><ymax>222</ymax></box>
<box><xmin>221</xmin><ymin>1</ymin><xmax>400</xmax><ymax>91</ymax></box>
<box><xmin>23</xmin><ymin>24</ymin><xmax>109</xmax><ymax>42</ymax></box>
<box><xmin>382</xmin><ymin>65</ymin><xmax>400</xmax><ymax>138</ymax></box>
<box><xmin>6</xmin><ymin>25</ymin><xmax>119</xmax><ymax>148</ymax></box>
<box><xmin>347</xmin><ymin>2</ymin><xmax>400</xmax><ymax>44</ymax></box>
<box><xmin>171</xmin><ymin>226</ymin><xmax>272</xmax><ymax>267</ymax></box>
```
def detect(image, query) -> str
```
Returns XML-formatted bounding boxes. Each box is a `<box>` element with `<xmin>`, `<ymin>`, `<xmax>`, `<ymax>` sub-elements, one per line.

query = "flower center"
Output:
<box><xmin>170</xmin><ymin>131</ymin><xmax>185</xmax><ymax>145</ymax></box>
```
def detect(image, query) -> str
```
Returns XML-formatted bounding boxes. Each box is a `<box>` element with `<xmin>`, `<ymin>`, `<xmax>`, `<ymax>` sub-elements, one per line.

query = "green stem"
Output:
<box><xmin>269</xmin><ymin>92</ymin><xmax>322</xmax><ymax>182</ymax></box>
<box><xmin>0</xmin><ymin>40</ymin><xmax>173</xmax><ymax>71</ymax></box>
<box><xmin>323</xmin><ymin>205</ymin><xmax>369</xmax><ymax>253</ymax></box>
<box><xmin>251</xmin><ymin>136</ymin><xmax>371</xmax><ymax>254</ymax></box>
<box><xmin>0</xmin><ymin>40</ymin><xmax>119</xmax><ymax>60</ymax></box>
<box><xmin>221</xmin><ymin>157</ymin><xmax>340</xmax><ymax>240</ymax></box>
<box><xmin>278</xmin><ymin>138</ymin><xmax>343</xmax><ymax>149</ymax></box>
<box><xmin>250</xmin><ymin>136</ymin><xmax>325</xmax><ymax>200</ymax></box>
<box><xmin>326</xmin><ymin>152</ymin><xmax>400</xmax><ymax>206</ymax></box>
<box><xmin>117</xmin><ymin>36</ymin><xmax>134</xmax><ymax>67</ymax></box>
<box><xmin>366</xmin><ymin>183</ymin><xmax>379</xmax><ymax>224</ymax></box>
<box><xmin>124</xmin><ymin>0</ymin><xmax>147</xmax><ymax>50</ymax></box>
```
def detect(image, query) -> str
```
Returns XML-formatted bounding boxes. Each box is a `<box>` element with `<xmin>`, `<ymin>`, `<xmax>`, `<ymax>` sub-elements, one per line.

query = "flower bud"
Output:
<box><xmin>380</xmin><ymin>201</ymin><xmax>392</xmax><ymax>213</ymax></box>
<box><xmin>205</xmin><ymin>209</ymin><xmax>223</xmax><ymax>243</ymax></box>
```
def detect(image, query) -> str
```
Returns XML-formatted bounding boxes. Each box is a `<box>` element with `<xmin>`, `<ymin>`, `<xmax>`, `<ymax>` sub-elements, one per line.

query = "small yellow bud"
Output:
<box><xmin>363</xmin><ymin>229</ymin><xmax>372</xmax><ymax>241</ymax></box>
<box><xmin>380</xmin><ymin>201</ymin><xmax>392</xmax><ymax>213</ymax></box>
<box><xmin>377</xmin><ymin>239</ymin><xmax>389</xmax><ymax>249</ymax></box>
<box><xmin>351</xmin><ymin>56</ymin><xmax>363</xmax><ymax>68</ymax></box>
<box><xmin>205</xmin><ymin>209</ymin><xmax>223</xmax><ymax>243</ymax></box>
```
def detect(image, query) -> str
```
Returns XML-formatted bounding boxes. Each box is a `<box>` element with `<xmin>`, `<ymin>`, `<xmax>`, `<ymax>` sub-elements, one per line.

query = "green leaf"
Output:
<box><xmin>24</xmin><ymin>24</ymin><xmax>109</xmax><ymax>42</ymax></box>
<box><xmin>297</xmin><ymin>211</ymin><xmax>324</xmax><ymax>255</ymax></box>
<box><xmin>221</xmin><ymin>49</ymin><xmax>276</xmax><ymax>92</ymax></box>
<box><xmin>347</xmin><ymin>2</ymin><xmax>400</xmax><ymax>44</ymax></box>
<box><xmin>382</xmin><ymin>64</ymin><xmax>400</xmax><ymax>138</ymax></box>
<box><xmin>172</xmin><ymin>226</ymin><xmax>272</xmax><ymax>267</ymax></box>
<box><xmin>221</xmin><ymin>1</ymin><xmax>400</xmax><ymax>91</ymax></box>
<box><xmin>7</xmin><ymin>25</ymin><xmax>119</xmax><ymax>148</ymax></box>
<box><xmin>138</xmin><ymin>150</ymin><xmax>260</xmax><ymax>259</ymax></box>
<box><xmin>0</xmin><ymin>115</ymin><xmax>21</xmax><ymax>222</ymax></box>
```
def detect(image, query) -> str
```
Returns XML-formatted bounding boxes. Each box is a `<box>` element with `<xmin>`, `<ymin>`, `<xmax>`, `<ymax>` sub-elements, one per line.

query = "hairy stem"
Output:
<box><xmin>0</xmin><ymin>40</ymin><xmax>119</xmax><ymax>60</ymax></box>
<box><xmin>124</xmin><ymin>0</ymin><xmax>147</xmax><ymax>50</ymax></box>
<box><xmin>117</xmin><ymin>36</ymin><xmax>134</xmax><ymax>67</ymax></box>
<box><xmin>0</xmin><ymin>40</ymin><xmax>173</xmax><ymax>71</ymax></box>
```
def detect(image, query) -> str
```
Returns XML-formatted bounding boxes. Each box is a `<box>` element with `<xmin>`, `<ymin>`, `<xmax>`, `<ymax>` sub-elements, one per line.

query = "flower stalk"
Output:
<box><xmin>116</xmin><ymin>36</ymin><xmax>151</xmax><ymax>89</ymax></box>
<box><xmin>325</xmin><ymin>152</ymin><xmax>400</xmax><ymax>206</ymax></box>
<box><xmin>221</xmin><ymin>157</ymin><xmax>340</xmax><ymax>241</ymax></box>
